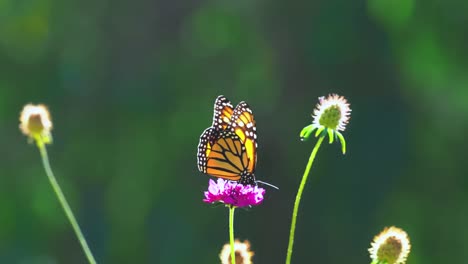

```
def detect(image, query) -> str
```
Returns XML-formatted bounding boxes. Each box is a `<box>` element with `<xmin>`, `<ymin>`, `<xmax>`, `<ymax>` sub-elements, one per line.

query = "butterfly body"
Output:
<box><xmin>197</xmin><ymin>95</ymin><xmax>258</xmax><ymax>186</ymax></box>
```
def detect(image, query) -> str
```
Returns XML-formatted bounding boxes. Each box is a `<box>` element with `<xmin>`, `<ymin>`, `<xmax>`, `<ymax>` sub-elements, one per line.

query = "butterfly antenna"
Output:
<box><xmin>256</xmin><ymin>180</ymin><xmax>279</xmax><ymax>190</ymax></box>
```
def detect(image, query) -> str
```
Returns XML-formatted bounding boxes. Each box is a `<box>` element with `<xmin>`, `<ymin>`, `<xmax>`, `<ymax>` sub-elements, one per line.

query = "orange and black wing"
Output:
<box><xmin>205</xmin><ymin>130</ymin><xmax>250</xmax><ymax>181</ymax></box>
<box><xmin>198</xmin><ymin>96</ymin><xmax>257</xmax><ymax>182</ymax></box>
<box><xmin>197</xmin><ymin>127</ymin><xmax>216</xmax><ymax>173</ymax></box>
<box><xmin>212</xmin><ymin>95</ymin><xmax>233</xmax><ymax>130</ymax></box>
<box><xmin>198</xmin><ymin>95</ymin><xmax>233</xmax><ymax>173</ymax></box>
<box><xmin>228</xmin><ymin>102</ymin><xmax>257</xmax><ymax>173</ymax></box>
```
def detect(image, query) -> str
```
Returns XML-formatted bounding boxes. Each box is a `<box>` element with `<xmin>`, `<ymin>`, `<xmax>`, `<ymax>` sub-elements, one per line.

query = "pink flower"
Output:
<box><xmin>203</xmin><ymin>179</ymin><xmax>265</xmax><ymax>207</ymax></box>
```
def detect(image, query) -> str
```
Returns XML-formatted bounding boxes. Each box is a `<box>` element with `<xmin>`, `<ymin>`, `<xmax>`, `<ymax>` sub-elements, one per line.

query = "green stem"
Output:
<box><xmin>38</xmin><ymin>143</ymin><xmax>97</xmax><ymax>264</ymax></box>
<box><xmin>285</xmin><ymin>136</ymin><xmax>325</xmax><ymax>264</ymax></box>
<box><xmin>229</xmin><ymin>206</ymin><xmax>236</xmax><ymax>264</ymax></box>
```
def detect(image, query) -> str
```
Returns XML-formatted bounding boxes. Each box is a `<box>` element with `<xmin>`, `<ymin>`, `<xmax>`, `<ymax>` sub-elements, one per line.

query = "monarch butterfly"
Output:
<box><xmin>197</xmin><ymin>95</ymin><xmax>258</xmax><ymax>185</ymax></box>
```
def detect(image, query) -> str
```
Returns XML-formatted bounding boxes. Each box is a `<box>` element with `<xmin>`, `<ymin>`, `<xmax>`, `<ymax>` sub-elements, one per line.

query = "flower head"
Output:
<box><xmin>19</xmin><ymin>104</ymin><xmax>53</xmax><ymax>145</ymax></box>
<box><xmin>203</xmin><ymin>178</ymin><xmax>265</xmax><ymax>208</ymax></box>
<box><xmin>300</xmin><ymin>94</ymin><xmax>351</xmax><ymax>154</ymax></box>
<box><xmin>369</xmin><ymin>226</ymin><xmax>411</xmax><ymax>264</ymax></box>
<box><xmin>313</xmin><ymin>94</ymin><xmax>350</xmax><ymax>131</ymax></box>
<box><xmin>219</xmin><ymin>239</ymin><xmax>254</xmax><ymax>264</ymax></box>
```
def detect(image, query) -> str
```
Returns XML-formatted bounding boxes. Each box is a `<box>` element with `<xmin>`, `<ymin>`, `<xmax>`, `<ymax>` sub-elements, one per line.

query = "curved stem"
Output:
<box><xmin>38</xmin><ymin>144</ymin><xmax>97</xmax><ymax>264</ymax></box>
<box><xmin>229</xmin><ymin>206</ymin><xmax>236</xmax><ymax>264</ymax></box>
<box><xmin>285</xmin><ymin>136</ymin><xmax>325</xmax><ymax>264</ymax></box>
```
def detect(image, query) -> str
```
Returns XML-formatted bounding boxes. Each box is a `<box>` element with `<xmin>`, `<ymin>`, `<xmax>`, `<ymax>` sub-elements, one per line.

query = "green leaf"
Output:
<box><xmin>300</xmin><ymin>124</ymin><xmax>315</xmax><ymax>141</ymax></box>
<box><xmin>327</xmin><ymin>129</ymin><xmax>334</xmax><ymax>144</ymax></box>
<box><xmin>315</xmin><ymin>126</ymin><xmax>325</xmax><ymax>138</ymax></box>
<box><xmin>336</xmin><ymin>131</ymin><xmax>347</xmax><ymax>154</ymax></box>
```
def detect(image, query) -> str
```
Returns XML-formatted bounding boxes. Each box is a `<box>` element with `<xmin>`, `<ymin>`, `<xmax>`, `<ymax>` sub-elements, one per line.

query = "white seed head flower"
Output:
<box><xmin>219</xmin><ymin>239</ymin><xmax>254</xmax><ymax>264</ymax></box>
<box><xmin>369</xmin><ymin>226</ymin><xmax>411</xmax><ymax>264</ymax></box>
<box><xmin>312</xmin><ymin>94</ymin><xmax>351</xmax><ymax>132</ymax></box>
<box><xmin>300</xmin><ymin>94</ymin><xmax>351</xmax><ymax>153</ymax></box>
<box><xmin>19</xmin><ymin>104</ymin><xmax>53</xmax><ymax>145</ymax></box>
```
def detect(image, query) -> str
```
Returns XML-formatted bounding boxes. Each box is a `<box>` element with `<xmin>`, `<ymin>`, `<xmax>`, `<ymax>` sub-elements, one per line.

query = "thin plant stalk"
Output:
<box><xmin>37</xmin><ymin>142</ymin><xmax>97</xmax><ymax>264</ymax></box>
<box><xmin>285</xmin><ymin>136</ymin><xmax>325</xmax><ymax>264</ymax></box>
<box><xmin>229</xmin><ymin>206</ymin><xmax>236</xmax><ymax>264</ymax></box>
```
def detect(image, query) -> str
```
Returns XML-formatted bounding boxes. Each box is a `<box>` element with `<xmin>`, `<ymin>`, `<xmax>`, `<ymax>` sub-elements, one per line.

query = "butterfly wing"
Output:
<box><xmin>228</xmin><ymin>102</ymin><xmax>257</xmax><ymax>173</ymax></box>
<box><xmin>198</xmin><ymin>96</ymin><xmax>233</xmax><ymax>173</ymax></box>
<box><xmin>212</xmin><ymin>95</ymin><xmax>234</xmax><ymax>130</ymax></box>
<box><xmin>198</xmin><ymin>96</ymin><xmax>258</xmax><ymax>184</ymax></box>
<box><xmin>205</xmin><ymin>130</ymin><xmax>250</xmax><ymax>181</ymax></box>
<box><xmin>197</xmin><ymin>127</ymin><xmax>217</xmax><ymax>173</ymax></box>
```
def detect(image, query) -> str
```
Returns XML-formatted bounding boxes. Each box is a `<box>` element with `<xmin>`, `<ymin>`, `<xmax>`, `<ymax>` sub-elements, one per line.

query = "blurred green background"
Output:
<box><xmin>1</xmin><ymin>0</ymin><xmax>468</xmax><ymax>263</ymax></box>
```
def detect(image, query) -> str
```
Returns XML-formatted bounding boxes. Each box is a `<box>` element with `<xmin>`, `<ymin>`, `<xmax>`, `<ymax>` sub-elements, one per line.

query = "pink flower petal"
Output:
<box><xmin>203</xmin><ymin>179</ymin><xmax>266</xmax><ymax>207</ymax></box>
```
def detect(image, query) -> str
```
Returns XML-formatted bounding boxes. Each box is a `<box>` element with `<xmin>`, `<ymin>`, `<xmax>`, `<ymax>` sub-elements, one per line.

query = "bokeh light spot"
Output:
<box><xmin>367</xmin><ymin>0</ymin><xmax>414</xmax><ymax>31</ymax></box>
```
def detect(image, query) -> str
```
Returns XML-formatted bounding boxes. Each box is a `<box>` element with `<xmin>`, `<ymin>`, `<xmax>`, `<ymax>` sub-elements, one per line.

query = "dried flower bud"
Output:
<box><xmin>219</xmin><ymin>239</ymin><xmax>254</xmax><ymax>264</ymax></box>
<box><xmin>369</xmin><ymin>226</ymin><xmax>411</xmax><ymax>264</ymax></box>
<box><xmin>19</xmin><ymin>104</ymin><xmax>53</xmax><ymax>145</ymax></box>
